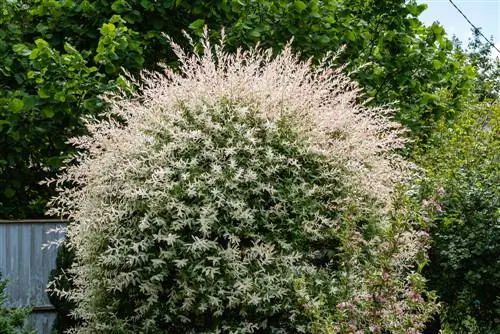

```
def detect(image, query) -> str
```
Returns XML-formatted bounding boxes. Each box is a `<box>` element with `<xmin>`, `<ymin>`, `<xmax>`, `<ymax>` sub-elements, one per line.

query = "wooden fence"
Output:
<box><xmin>0</xmin><ymin>219</ymin><xmax>67</xmax><ymax>334</ymax></box>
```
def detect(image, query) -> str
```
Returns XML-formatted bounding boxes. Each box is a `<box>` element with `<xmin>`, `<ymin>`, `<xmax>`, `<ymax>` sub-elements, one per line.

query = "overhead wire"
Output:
<box><xmin>447</xmin><ymin>0</ymin><xmax>500</xmax><ymax>54</ymax></box>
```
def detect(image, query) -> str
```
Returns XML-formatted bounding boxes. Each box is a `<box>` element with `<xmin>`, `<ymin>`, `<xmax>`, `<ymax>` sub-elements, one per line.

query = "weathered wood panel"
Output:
<box><xmin>0</xmin><ymin>220</ymin><xmax>66</xmax><ymax>334</ymax></box>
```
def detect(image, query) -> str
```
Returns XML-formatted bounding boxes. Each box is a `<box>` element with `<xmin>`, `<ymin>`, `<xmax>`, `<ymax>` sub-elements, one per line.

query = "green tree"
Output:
<box><xmin>27</xmin><ymin>0</ymin><xmax>475</xmax><ymax>135</ymax></box>
<box><xmin>465</xmin><ymin>29</ymin><xmax>500</xmax><ymax>102</ymax></box>
<box><xmin>0</xmin><ymin>1</ymin><xmax>126</xmax><ymax>218</ymax></box>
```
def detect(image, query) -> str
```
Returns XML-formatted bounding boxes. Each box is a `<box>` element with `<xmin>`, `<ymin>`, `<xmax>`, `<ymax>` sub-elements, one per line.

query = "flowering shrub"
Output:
<box><xmin>48</xmin><ymin>32</ymin><xmax>436</xmax><ymax>333</ymax></box>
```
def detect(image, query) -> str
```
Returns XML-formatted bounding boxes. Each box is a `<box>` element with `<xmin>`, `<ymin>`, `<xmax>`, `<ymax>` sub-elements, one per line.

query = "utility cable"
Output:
<box><xmin>448</xmin><ymin>0</ymin><xmax>500</xmax><ymax>54</ymax></box>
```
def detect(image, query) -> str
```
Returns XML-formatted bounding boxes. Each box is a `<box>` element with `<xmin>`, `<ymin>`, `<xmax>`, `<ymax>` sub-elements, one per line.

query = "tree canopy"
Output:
<box><xmin>1</xmin><ymin>0</ymin><xmax>475</xmax><ymax>218</ymax></box>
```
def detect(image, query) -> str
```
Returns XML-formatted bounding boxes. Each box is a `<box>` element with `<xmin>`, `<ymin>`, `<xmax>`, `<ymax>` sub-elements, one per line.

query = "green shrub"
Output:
<box><xmin>418</xmin><ymin>102</ymin><xmax>500</xmax><ymax>332</ymax></box>
<box><xmin>0</xmin><ymin>274</ymin><xmax>34</xmax><ymax>334</ymax></box>
<box><xmin>48</xmin><ymin>34</ymin><xmax>436</xmax><ymax>333</ymax></box>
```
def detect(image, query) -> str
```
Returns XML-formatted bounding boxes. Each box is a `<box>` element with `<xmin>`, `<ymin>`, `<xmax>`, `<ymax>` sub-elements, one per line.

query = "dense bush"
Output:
<box><xmin>419</xmin><ymin>102</ymin><xmax>500</xmax><ymax>333</ymax></box>
<box><xmin>0</xmin><ymin>274</ymin><xmax>33</xmax><ymax>334</ymax></box>
<box><xmin>47</xmin><ymin>35</ymin><xmax>436</xmax><ymax>333</ymax></box>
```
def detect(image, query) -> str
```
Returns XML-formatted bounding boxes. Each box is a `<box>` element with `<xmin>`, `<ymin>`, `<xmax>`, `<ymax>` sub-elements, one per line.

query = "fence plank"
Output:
<box><xmin>0</xmin><ymin>220</ymin><xmax>67</xmax><ymax>334</ymax></box>
<box><xmin>0</xmin><ymin>219</ymin><xmax>68</xmax><ymax>224</ymax></box>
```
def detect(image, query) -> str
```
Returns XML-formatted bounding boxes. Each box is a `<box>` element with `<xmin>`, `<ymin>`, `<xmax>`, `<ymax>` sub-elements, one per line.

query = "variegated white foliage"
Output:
<box><xmin>47</xmin><ymin>31</ymin><xmax>434</xmax><ymax>333</ymax></box>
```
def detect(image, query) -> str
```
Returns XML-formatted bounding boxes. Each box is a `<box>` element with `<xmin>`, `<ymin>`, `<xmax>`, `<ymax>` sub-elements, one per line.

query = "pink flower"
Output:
<box><xmin>411</xmin><ymin>292</ymin><xmax>422</xmax><ymax>303</ymax></box>
<box><xmin>435</xmin><ymin>204</ymin><xmax>442</xmax><ymax>212</ymax></box>
<box><xmin>416</xmin><ymin>231</ymin><xmax>430</xmax><ymax>239</ymax></box>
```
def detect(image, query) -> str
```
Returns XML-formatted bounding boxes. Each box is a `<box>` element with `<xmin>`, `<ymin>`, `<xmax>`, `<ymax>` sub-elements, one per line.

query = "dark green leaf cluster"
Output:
<box><xmin>0</xmin><ymin>1</ymin><xmax>117</xmax><ymax>218</ymax></box>
<box><xmin>455</xmin><ymin>28</ymin><xmax>500</xmax><ymax>102</ymax></box>
<box><xmin>418</xmin><ymin>103</ymin><xmax>500</xmax><ymax>332</ymax></box>
<box><xmin>33</xmin><ymin>0</ymin><xmax>473</xmax><ymax>136</ymax></box>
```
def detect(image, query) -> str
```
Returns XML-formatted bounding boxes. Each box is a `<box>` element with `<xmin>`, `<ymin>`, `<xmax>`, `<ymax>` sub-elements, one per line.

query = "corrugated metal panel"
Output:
<box><xmin>28</xmin><ymin>312</ymin><xmax>57</xmax><ymax>333</ymax></box>
<box><xmin>0</xmin><ymin>220</ymin><xmax>66</xmax><ymax>334</ymax></box>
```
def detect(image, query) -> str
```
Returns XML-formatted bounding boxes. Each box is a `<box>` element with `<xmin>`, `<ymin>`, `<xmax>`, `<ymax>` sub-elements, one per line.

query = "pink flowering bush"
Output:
<box><xmin>47</xmin><ymin>32</ymin><xmax>436</xmax><ymax>333</ymax></box>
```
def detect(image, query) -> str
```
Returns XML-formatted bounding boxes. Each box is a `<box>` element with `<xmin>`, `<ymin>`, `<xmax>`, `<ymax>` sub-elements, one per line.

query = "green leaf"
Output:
<box><xmin>294</xmin><ymin>0</ymin><xmax>307</xmax><ymax>12</ymax></box>
<box><xmin>0</xmin><ymin>120</ymin><xmax>10</xmax><ymax>132</ymax></box>
<box><xmin>105</xmin><ymin>63</ymin><xmax>117</xmax><ymax>74</ymax></box>
<box><xmin>189</xmin><ymin>19</ymin><xmax>205</xmax><ymax>31</ymax></box>
<box><xmin>432</xmin><ymin>60</ymin><xmax>442</xmax><ymax>69</ymax></box>
<box><xmin>63</xmin><ymin>43</ymin><xmax>80</xmax><ymax>55</ymax></box>
<box><xmin>11</xmin><ymin>131</ymin><xmax>20</xmax><ymax>141</ymax></box>
<box><xmin>12</xmin><ymin>44</ymin><xmax>31</xmax><ymax>56</ymax></box>
<box><xmin>346</xmin><ymin>31</ymin><xmax>356</xmax><ymax>41</ymax></box>
<box><xmin>34</xmin><ymin>38</ymin><xmax>49</xmax><ymax>48</ymax></box>
<box><xmin>100</xmin><ymin>23</ymin><xmax>116</xmax><ymax>36</ymax></box>
<box><xmin>407</xmin><ymin>3</ymin><xmax>427</xmax><ymax>16</ymax></box>
<box><xmin>36</xmin><ymin>23</ymin><xmax>49</xmax><ymax>34</ymax></box>
<box><xmin>140</xmin><ymin>0</ymin><xmax>154</xmax><ymax>10</ymax></box>
<box><xmin>111</xmin><ymin>0</ymin><xmax>129</xmax><ymax>13</ymax></box>
<box><xmin>318</xmin><ymin>35</ymin><xmax>330</xmax><ymax>44</ymax></box>
<box><xmin>431</xmin><ymin>24</ymin><xmax>445</xmax><ymax>37</ymax></box>
<box><xmin>4</xmin><ymin>188</ymin><xmax>16</xmax><ymax>198</ymax></box>
<box><xmin>8</xmin><ymin>98</ymin><xmax>24</xmax><ymax>113</ymax></box>
<box><xmin>29</xmin><ymin>48</ymin><xmax>40</xmax><ymax>60</ymax></box>
<box><xmin>38</xmin><ymin>88</ymin><xmax>50</xmax><ymax>98</ymax></box>
<box><xmin>42</xmin><ymin>108</ymin><xmax>55</xmax><ymax>118</ymax></box>
<box><xmin>248</xmin><ymin>29</ymin><xmax>261</xmax><ymax>38</ymax></box>
<box><xmin>54</xmin><ymin>92</ymin><xmax>66</xmax><ymax>102</ymax></box>
<box><xmin>109</xmin><ymin>14</ymin><xmax>126</xmax><ymax>25</ymax></box>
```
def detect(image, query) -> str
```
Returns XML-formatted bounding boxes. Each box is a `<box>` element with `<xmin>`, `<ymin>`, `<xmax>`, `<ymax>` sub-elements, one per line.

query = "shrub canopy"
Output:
<box><xmin>48</xmin><ymin>34</ymin><xmax>436</xmax><ymax>333</ymax></box>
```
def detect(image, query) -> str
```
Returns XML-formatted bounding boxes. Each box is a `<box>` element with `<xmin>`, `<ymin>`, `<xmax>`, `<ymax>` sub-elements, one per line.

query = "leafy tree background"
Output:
<box><xmin>417</xmin><ymin>28</ymin><xmax>500</xmax><ymax>333</ymax></box>
<box><xmin>1</xmin><ymin>0</ymin><xmax>475</xmax><ymax>218</ymax></box>
<box><xmin>418</xmin><ymin>98</ymin><xmax>500</xmax><ymax>333</ymax></box>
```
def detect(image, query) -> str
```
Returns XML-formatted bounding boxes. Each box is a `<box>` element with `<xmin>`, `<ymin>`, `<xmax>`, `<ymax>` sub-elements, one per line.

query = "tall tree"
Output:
<box><xmin>464</xmin><ymin>28</ymin><xmax>500</xmax><ymax>102</ymax></box>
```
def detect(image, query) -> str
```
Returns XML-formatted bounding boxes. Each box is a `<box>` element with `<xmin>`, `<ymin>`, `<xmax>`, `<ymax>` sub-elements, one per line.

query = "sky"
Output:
<box><xmin>417</xmin><ymin>0</ymin><xmax>500</xmax><ymax>58</ymax></box>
